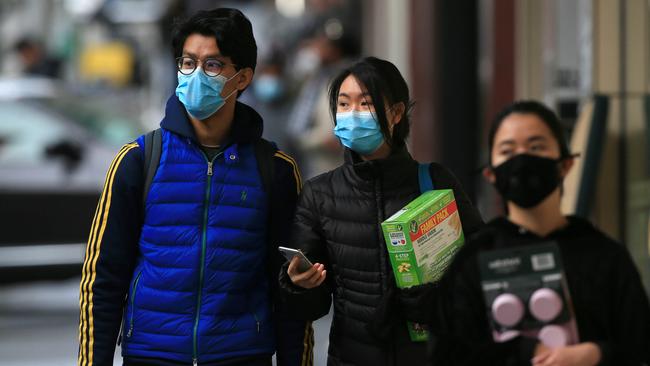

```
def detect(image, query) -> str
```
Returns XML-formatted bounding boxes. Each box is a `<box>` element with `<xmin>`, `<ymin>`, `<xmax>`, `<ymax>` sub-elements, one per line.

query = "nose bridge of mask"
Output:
<box><xmin>336</xmin><ymin>110</ymin><xmax>377</xmax><ymax>127</ymax></box>
<box><xmin>490</xmin><ymin>153</ymin><xmax>561</xmax><ymax>169</ymax></box>
<box><xmin>190</xmin><ymin>66</ymin><xmax>240</xmax><ymax>84</ymax></box>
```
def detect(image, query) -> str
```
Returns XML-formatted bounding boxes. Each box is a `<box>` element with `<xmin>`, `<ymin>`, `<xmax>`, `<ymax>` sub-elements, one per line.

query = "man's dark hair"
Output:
<box><xmin>328</xmin><ymin>57</ymin><xmax>414</xmax><ymax>149</ymax></box>
<box><xmin>172</xmin><ymin>8</ymin><xmax>257</xmax><ymax>72</ymax></box>
<box><xmin>488</xmin><ymin>100</ymin><xmax>571</xmax><ymax>165</ymax></box>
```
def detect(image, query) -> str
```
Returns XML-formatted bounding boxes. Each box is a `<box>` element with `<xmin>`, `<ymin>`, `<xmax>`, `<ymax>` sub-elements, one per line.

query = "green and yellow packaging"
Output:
<box><xmin>381</xmin><ymin>189</ymin><xmax>465</xmax><ymax>341</ymax></box>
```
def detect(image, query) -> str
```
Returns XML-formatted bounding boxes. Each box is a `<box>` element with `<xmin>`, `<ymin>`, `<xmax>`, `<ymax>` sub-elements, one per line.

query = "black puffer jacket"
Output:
<box><xmin>280</xmin><ymin>147</ymin><xmax>483</xmax><ymax>366</ymax></box>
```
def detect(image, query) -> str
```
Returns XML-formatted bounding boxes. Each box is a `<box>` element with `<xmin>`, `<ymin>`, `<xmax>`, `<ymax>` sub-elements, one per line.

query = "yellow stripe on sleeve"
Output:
<box><xmin>274</xmin><ymin>151</ymin><xmax>303</xmax><ymax>194</ymax></box>
<box><xmin>301</xmin><ymin>321</ymin><xmax>314</xmax><ymax>366</ymax></box>
<box><xmin>78</xmin><ymin>142</ymin><xmax>137</xmax><ymax>366</ymax></box>
<box><xmin>79</xmin><ymin>143</ymin><xmax>133</xmax><ymax>365</ymax></box>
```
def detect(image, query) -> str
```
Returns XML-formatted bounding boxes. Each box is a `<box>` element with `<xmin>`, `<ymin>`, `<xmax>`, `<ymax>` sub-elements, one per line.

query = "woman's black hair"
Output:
<box><xmin>171</xmin><ymin>8</ymin><xmax>257</xmax><ymax>72</ymax></box>
<box><xmin>488</xmin><ymin>100</ymin><xmax>571</xmax><ymax>165</ymax></box>
<box><xmin>328</xmin><ymin>57</ymin><xmax>414</xmax><ymax>148</ymax></box>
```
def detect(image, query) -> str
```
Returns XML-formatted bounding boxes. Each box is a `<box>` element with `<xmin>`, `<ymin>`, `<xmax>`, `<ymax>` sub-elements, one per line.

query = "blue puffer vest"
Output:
<box><xmin>121</xmin><ymin>103</ymin><xmax>274</xmax><ymax>363</ymax></box>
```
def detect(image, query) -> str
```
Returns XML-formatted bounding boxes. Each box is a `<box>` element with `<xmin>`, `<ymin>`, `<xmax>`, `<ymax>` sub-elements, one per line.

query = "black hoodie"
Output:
<box><xmin>429</xmin><ymin>216</ymin><xmax>650</xmax><ymax>366</ymax></box>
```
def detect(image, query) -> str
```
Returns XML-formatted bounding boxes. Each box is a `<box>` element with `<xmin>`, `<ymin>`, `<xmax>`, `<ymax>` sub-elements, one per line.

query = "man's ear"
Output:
<box><xmin>236</xmin><ymin>68</ymin><xmax>254</xmax><ymax>91</ymax></box>
<box><xmin>483</xmin><ymin>166</ymin><xmax>496</xmax><ymax>184</ymax></box>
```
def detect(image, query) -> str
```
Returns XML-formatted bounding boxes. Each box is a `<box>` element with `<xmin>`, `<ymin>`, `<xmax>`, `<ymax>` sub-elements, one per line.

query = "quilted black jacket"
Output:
<box><xmin>279</xmin><ymin>147</ymin><xmax>483</xmax><ymax>366</ymax></box>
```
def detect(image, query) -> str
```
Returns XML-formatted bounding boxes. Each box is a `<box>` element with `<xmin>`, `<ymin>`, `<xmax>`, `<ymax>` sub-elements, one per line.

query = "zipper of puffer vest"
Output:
<box><xmin>251</xmin><ymin>311</ymin><xmax>260</xmax><ymax>333</ymax></box>
<box><xmin>126</xmin><ymin>270</ymin><xmax>143</xmax><ymax>338</ymax></box>
<box><xmin>193</xmin><ymin>150</ymin><xmax>222</xmax><ymax>366</ymax></box>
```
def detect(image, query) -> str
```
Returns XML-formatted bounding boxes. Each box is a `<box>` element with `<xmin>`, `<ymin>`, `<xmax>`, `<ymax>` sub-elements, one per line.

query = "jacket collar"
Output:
<box><xmin>159</xmin><ymin>95</ymin><xmax>264</xmax><ymax>145</ymax></box>
<box><xmin>342</xmin><ymin>145</ymin><xmax>417</xmax><ymax>188</ymax></box>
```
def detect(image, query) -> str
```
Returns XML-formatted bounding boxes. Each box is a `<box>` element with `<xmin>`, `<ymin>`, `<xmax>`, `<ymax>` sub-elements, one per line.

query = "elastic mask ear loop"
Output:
<box><xmin>224</xmin><ymin>69</ymin><xmax>241</xmax><ymax>83</ymax></box>
<box><xmin>223</xmin><ymin>87</ymin><xmax>239</xmax><ymax>101</ymax></box>
<box><xmin>222</xmin><ymin>70</ymin><xmax>242</xmax><ymax>101</ymax></box>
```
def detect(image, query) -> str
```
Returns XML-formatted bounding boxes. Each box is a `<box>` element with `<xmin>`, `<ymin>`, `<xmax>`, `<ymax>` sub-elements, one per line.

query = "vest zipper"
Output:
<box><xmin>126</xmin><ymin>270</ymin><xmax>143</xmax><ymax>338</ymax></box>
<box><xmin>193</xmin><ymin>151</ymin><xmax>222</xmax><ymax>364</ymax></box>
<box><xmin>251</xmin><ymin>311</ymin><xmax>261</xmax><ymax>333</ymax></box>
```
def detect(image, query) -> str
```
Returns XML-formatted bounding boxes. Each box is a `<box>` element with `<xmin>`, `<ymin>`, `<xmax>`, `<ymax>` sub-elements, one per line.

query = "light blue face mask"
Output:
<box><xmin>175</xmin><ymin>68</ymin><xmax>240</xmax><ymax>120</ymax></box>
<box><xmin>333</xmin><ymin>110</ymin><xmax>385</xmax><ymax>155</ymax></box>
<box><xmin>253</xmin><ymin>75</ymin><xmax>284</xmax><ymax>103</ymax></box>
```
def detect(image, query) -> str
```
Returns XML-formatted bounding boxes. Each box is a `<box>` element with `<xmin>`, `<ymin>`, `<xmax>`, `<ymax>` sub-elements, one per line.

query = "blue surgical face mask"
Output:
<box><xmin>175</xmin><ymin>68</ymin><xmax>240</xmax><ymax>120</ymax></box>
<box><xmin>333</xmin><ymin>110</ymin><xmax>385</xmax><ymax>155</ymax></box>
<box><xmin>253</xmin><ymin>75</ymin><xmax>284</xmax><ymax>103</ymax></box>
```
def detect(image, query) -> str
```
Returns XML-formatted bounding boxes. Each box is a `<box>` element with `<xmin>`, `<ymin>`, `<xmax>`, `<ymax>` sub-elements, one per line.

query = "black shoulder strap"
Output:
<box><xmin>143</xmin><ymin>128</ymin><xmax>162</xmax><ymax>207</ymax></box>
<box><xmin>254</xmin><ymin>138</ymin><xmax>278</xmax><ymax>193</ymax></box>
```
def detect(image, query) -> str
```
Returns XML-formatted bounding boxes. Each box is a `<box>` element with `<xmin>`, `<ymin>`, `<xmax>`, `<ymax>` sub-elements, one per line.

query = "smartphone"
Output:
<box><xmin>278</xmin><ymin>246</ymin><xmax>313</xmax><ymax>273</ymax></box>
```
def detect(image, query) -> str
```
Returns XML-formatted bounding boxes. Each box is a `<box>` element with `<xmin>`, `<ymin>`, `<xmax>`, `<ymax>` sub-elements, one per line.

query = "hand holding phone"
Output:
<box><xmin>278</xmin><ymin>246</ymin><xmax>313</xmax><ymax>272</ymax></box>
<box><xmin>279</xmin><ymin>246</ymin><xmax>327</xmax><ymax>289</ymax></box>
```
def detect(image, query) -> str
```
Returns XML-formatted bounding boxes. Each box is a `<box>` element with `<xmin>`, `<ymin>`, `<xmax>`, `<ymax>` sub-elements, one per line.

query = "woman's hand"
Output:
<box><xmin>287</xmin><ymin>256</ymin><xmax>326</xmax><ymax>289</ymax></box>
<box><xmin>532</xmin><ymin>342</ymin><xmax>601</xmax><ymax>366</ymax></box>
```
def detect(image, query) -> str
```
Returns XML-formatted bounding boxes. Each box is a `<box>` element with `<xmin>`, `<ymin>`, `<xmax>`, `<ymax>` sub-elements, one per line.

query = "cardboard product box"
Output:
<box><xmin>478</xmin><ymin>242</ymin><xmax>579</xmax><ymax>347</ymax></box>
<box><xmin>381</xmin><ymin>189</ymin><xmax>465</xmax><ymax>341</ymax></box>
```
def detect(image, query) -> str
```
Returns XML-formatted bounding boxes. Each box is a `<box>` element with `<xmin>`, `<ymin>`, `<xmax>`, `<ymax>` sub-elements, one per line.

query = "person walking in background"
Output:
<box><xmin>285</xmin><ymin>16</ymin><xmax>360</xmax><ymax>179</ymax></box>
<box><xmin>13</xmin><ymin>37</ymin><xmax>61</xmax><ymax>78</ymax></box>
<box><xmin>279</xmin><ymin>57</ymin><xmax>483</xmax><ymax>366</ymax></box>
<box><xmin>77</xmin><ymin>8</ymin><xmax>312</xmax><ymax>366</ymax></box>
<box><xmin>244</xmin><ymin>48</ymin><xmax>293</xmax><ymax>149</ymax></box>
<box><xmin>427</xmin><ymin>101</ymin><xmax>650</xmax><ymax>365</ymax></box>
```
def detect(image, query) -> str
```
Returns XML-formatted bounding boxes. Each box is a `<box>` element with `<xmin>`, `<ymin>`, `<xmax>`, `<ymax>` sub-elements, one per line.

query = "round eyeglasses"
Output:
<box><xmin>176</xmin><ymin>56</ymin><xmax>237</xmax><ymax>77</ymax></box>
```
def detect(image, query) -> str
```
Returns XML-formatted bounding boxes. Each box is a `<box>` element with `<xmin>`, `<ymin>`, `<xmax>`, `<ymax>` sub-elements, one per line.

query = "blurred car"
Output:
<box><xmin>0</xmin><ymin>77</ymin><xmax>142</xmax><ymax>283</ymax></box>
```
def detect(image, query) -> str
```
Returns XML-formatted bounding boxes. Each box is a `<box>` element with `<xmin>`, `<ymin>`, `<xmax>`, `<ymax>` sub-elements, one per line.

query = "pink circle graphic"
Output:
<box><xmin>492</xmin><ymin>293</ymin><xmax>524</xmax><ymax>327</ymax></box>
<box><xmin>529</xmin><ymin>288</ymin><xmax>563</xmax><ymax>322</ymax></box>
<box><xmin>538</xmin><ymin>325</ymin><xmax>569</xmax><ymax>348</ymax></box>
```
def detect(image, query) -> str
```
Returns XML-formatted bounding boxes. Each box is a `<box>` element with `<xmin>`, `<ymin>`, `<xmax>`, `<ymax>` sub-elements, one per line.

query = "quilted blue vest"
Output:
<box><xmin>121</xmin><ymin>129</ymin><xmax>274</xmax><ymax>364</ymax></box>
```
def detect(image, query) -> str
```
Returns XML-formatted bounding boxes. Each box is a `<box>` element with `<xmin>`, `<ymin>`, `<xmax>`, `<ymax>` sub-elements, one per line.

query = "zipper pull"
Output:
<box><xmin>126</xmin><ymin>325</ymin><xmax>133</xmax><ymax>338</ymax></box>
<box><xmin>256</xmin><ymin>321</ymin><xmax>260</xmax><ymax>333</ymax></box>
<box><xmin>193</xmin><ymin>357</ymin><xmax>198</xmax><ymax>366</ymax></box>
<box><xmin>207</xmin><ymin>162</ymin><xmax>213</xmax><ymax>176</ymax></box>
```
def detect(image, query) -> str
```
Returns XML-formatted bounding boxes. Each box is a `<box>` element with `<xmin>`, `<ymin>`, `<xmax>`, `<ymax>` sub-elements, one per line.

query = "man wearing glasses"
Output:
<box><xmin>78</xmin><ymin>8</ymin><xmax>312</xmax><ymax>366</ymax></box>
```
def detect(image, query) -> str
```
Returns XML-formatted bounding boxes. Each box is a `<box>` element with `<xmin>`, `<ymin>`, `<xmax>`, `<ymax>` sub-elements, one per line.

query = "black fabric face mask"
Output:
<box><xmin>492</xmin><ymin>154</ymin><xmax>563</xmax><ymax>208</ymax></box>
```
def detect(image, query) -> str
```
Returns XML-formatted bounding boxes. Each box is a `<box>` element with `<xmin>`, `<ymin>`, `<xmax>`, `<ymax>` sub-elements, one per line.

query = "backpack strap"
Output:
<box><xmin>418</xmin><ymin>162</ymin><xmax>434</xmax><ymax>193</ymax></box>
<box><xmin>254</xmin><ymin>138</ymin><xmax>278</xmax><ymax>193</ymax></box>
<box><xmin>143</xmin><ymin>128</ymin><xmax>162</xmax><ymax>207</ymax></box>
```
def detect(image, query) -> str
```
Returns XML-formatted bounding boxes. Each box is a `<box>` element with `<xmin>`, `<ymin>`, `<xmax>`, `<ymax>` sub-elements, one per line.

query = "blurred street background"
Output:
<box><xmin>1</xmin><ymin>0</ymin><xmax>650</xmax><ymax>365</ymax></box>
